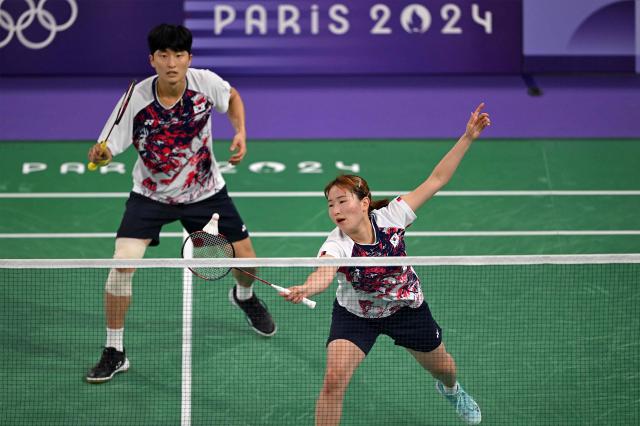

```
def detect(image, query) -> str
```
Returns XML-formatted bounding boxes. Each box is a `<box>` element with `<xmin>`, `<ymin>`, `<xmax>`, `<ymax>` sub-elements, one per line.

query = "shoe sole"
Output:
<box><xmin>228</xmin><ymin>287</ymin><xmax>277</xmax><ymax>337</ymax></box>
<box><xmin>85</xmin><ymin>358</ymin><xmax>130</xmax><ymax>384</ymax></box>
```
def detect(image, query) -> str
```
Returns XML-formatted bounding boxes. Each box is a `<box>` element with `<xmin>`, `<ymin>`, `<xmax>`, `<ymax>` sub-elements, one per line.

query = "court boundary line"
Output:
<box><xmin>1</xmin><ymin>190</ymin><xmax>640</xmax><ymax>198</ymax></box>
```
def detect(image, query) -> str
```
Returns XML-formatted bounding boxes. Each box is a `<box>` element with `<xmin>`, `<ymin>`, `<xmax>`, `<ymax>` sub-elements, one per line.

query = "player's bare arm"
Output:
<box><xmin>283</xmin><ymin>260</ymin><xmax>338</xmax><ymax>303</ymax></box>
<box><xmin>403</xmin><ymin>103</ymin><xmax>491</xmax><ymax>212</ymax></box>
<box><xmin>227</xmin><ymin>87</ymin><xmax>247</xmax><ymax>165</ymax></box>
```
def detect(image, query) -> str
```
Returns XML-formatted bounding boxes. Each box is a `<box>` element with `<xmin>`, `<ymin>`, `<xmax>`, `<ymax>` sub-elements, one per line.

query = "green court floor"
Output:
<box><xmin>1</xmin><ymin>139</ymin><xmax>640</xmax><ymax>258</ymax></box>
<box><xmin>1</xmin><ymin>139</ymin><xmax>639</xmax><ymax>425</ymax></box>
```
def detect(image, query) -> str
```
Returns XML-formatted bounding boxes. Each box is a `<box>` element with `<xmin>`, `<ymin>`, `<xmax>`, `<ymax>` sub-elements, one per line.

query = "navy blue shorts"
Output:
<box><xmin>327</xmin><ymin>299</ymin><xmax>442</xmax><ymax>355</ymax></box>
<box><xmin>116</xmin><ymin>186</ymin><xmax>249</xmax><ymax>246</ymax></box>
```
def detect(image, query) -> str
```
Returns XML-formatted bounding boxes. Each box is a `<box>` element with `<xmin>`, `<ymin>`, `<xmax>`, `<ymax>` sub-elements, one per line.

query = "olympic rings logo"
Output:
<box><xmin>0</xmin><ymin>0</ymin><xmax>77</xmax><ymax>49</ymax></box>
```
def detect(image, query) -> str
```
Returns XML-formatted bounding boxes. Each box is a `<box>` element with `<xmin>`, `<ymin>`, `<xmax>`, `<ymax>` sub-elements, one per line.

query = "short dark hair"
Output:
<box><xmin>148</xmin><ymin>24</ymin><xmax>192</xmax><ymax>54</ymax></box>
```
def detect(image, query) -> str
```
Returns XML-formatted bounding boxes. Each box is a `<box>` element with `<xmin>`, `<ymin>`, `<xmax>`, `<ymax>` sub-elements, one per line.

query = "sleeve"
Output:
<box><xmin>374</xmin><ymin>197</ymin><xmax>417</xmax><ymax>228</ymax></box>
<box><xmin>97</xmin><ymin>91</ymin><xmax>135</xmax><ymax>157</ymax></box>
<box><xmin>317</xmin><ymin>234</ymin><xmax>345</xmax><ymax>258</ymax></box>
<box><xmin>203</xmin><ymin>70</ymin><xmax>232</xmax><ymax>114</ymax></box>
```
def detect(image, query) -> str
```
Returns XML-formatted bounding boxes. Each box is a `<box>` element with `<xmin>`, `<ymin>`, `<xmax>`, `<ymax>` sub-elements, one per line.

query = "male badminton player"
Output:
<box><xmin>283</xmin><ymin>104</ymin><xmax>490</xmax><ymax>425</ymax></box>
<box><xmin>86</xmin><ymin>24</ymin><xmax>275</xmax><ymax>384</ymax></box>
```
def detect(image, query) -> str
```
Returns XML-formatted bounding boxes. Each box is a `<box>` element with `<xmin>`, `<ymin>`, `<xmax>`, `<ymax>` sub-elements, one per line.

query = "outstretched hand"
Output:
<box><xmin>228</xmin><ymin>132</ymin><xmax>247</xmax><ymax>165</ymax></box>
<box><xmin>281</xmin><ymin>285</ymin><xmax>310</xmax><ymax>304</ymax></box>
<box><xmin>465</xmin><ymin>103</ymin><xmax>491</xmax><ymax>140</ymax></box>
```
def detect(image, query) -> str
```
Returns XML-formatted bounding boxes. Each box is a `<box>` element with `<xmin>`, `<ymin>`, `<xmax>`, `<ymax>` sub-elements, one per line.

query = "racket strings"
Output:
<box><xmin>186</xmin><ymin>231</ymin><xmax>235</xmax><ymax>280</ymax></box>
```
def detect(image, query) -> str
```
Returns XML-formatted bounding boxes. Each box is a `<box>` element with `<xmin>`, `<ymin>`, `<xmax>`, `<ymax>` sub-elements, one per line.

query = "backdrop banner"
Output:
<box><xmin>0</xmin><ymin>0</ymin><xmax>522</xmax><ymax>76</ymax></box>
<box><xmin>186</xmin><ymin>0</ymin><xmax>523</xmax><ymax>75</ymax></box>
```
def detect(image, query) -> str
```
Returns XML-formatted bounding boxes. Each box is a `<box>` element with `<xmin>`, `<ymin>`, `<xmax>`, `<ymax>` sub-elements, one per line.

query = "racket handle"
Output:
<box><xmin>271</xmin><ymin>284</ymin><xmax>316</xmax><ymax>309</ymax></box>
<box><xmin>88</xmin><ymin>141</ymin><xmax>110</xmax><ymax>171</ymax></box>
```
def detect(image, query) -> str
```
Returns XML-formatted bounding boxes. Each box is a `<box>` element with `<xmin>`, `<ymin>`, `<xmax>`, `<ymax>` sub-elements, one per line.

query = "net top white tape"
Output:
<box><xmin>1</xmin><ymin>254</ymin><xmax>640</xmax><ymax>269</ymax></box>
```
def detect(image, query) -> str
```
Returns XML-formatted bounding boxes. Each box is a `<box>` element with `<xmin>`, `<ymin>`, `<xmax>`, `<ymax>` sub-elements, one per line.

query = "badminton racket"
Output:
<box><xmin>181</xmin><ymin>213</ymin><xmax>316</xmax><ymax>309</ymax></box>
<box><xmin>88</xmin><ymin>79</ymin><xmax>137</xmax><ymax>171</ymax></box>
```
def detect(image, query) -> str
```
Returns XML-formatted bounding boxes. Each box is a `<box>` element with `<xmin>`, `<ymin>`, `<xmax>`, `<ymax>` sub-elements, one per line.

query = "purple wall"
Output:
<box><xmin>1</xmin><ymin>0</ymin><xmax>638</xmax><ymax>140</ymax></box>
<box><xmin>1</xmin><ymin>74</ymin><xmax>639</xmax><ymax>140</ymax></box>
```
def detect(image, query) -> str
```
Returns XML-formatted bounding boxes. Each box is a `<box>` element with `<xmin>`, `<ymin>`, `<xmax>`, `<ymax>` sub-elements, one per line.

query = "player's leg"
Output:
<box><xmin>409</xmin><ymin>345</ymin><xmax>481</xmax><ymax>425</ymax></box>
<box><xmin>87</xmin><ymin>192</ymin><xmax>171</xmax><ymax>383</ymax></box>
<box><xmin>231</xmin><ymin>236</ymin><xmax>257</xmax><ymax>288</ymax></box>
<box><xmin>317</xmin><ymin>300</ymin><xmax>379</xmax><ymax>425</ymax></box>
<box><xmin>316</xmin><ymin>339</ymin><xmax>365</xmax><ymax>426</ymax></box>
<box><xmin>391</xmin><ymin>302</ymin><xmax>480</xmax><ymax>425</ymax></box>
<box><xmin>86</xmin><ymin>237</ymin><xmax>150</xmax><ymax>383</ymax></box>
<box><xmin>407</xmin><ymin>343</ymin><xmax>456</xmax><ymax>387</ymax></box>
<box><xmin>105</xmin><ymin>237</ymin><xmax>151</xmax><ymax>337</ymax></box>
<box><xmin>227</xmin><ymin>236</ymin><xmax>276</xmax><ymax>336</ymax></box>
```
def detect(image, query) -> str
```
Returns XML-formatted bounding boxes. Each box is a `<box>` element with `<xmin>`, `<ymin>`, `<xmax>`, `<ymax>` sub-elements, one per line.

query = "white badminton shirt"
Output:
<box><xmin>98</xmin><ymin>68</ymin><xmax>231</xmax><ymax>204</ymax></box>
<box><xmin>318</xmin><ymin>197</ymin><xmax>425</xmax><ymax>318</ymax></box>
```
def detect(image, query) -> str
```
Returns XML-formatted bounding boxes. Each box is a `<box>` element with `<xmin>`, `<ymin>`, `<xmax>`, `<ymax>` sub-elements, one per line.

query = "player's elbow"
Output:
<box><xmin>428</xmin><ymin>173</ymin><xmax>449</xmax><ymax>191</ymax></box>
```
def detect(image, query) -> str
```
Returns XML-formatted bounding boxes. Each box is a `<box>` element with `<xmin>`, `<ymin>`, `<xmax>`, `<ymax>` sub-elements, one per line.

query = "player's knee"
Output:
<box><xmin>232</xmin><ymin>237</ymin><xmax>256</xmax><ymax>258</ymax></box>
<box><xmin>322</xmin><ymin>368</ymin><xmax>349</xmax><ymax>396</ymax></box>
<box><xmin>430</xmin><ymin>353</ymin><xmax>456</xmax><ymax>377</ymax></box>
<box><xmin>114</xmin><ymin>238</ymin><xmax>148</xmax><ymax>259</ymax></box>
<box><xmin>113</xmin><ymin>238</ymin><xmax>148</xmax><ymax>273</ymax></box>
<box><xmin>105</xmin><ymin>269</ymin><xmax>133</xmax><ymax>297</ymax></box>
<box><xmin>107</xmin><ymin>238</ymin><xmax>148</xmax><ymax>295</ymax></box>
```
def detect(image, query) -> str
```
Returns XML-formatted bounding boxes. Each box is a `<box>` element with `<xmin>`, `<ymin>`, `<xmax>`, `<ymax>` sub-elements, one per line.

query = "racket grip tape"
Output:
<box><xmin>271</xmin><ymin>284</ymin><xmax>316</xmax><ymax>309</ymax></box>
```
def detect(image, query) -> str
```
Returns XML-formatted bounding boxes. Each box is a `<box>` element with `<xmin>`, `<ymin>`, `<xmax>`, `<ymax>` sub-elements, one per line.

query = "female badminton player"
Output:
<box><xmin>283</xmin><ymin>103</ymin><xmax>490</xmax><ymax>425</ymax></box>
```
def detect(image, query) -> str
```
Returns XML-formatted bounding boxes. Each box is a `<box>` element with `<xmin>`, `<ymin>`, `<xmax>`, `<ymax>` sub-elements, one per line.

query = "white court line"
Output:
<box><xmin>1</xmin><ymin>231</ymin><xmax>639</xmax><ymax>239</ymax></box>
<box><xmin>1</xmin><ymin>190</ymin><xmax>640</xmax><ymax>198</ymax></box>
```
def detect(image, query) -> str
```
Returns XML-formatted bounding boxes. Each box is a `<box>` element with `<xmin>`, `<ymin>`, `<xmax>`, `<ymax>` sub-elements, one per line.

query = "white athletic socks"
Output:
<box><xmin>106</xmin><ymin>328</ymin><xmax>124</xmax><ymax>352</ymax></box>
<box><xmin>235</xmin><ymin>283</ymin><xmax>253</xmax><ymax>301</ymax></box>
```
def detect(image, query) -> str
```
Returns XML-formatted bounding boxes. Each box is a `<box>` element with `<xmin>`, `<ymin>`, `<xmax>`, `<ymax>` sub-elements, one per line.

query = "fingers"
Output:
<box><xmin>88</xmin><ymin>143</ymin><xmax>111</xmax><ymax>162</ymax></box>
<box><xmin>228</xmin><ymin>152</ymin><xmax>245</xmax><ymax>165</ymax></box>
<box><xmin>478</xmin><ymin>111</ymin><xmax>491</xmax><ymax>127</ymax></box>
<box><xmin>228</xmin><ymin>134</ymin><xmax>246</xmax><ymax>165</ymax></box>
<box><xmin>472</xmin><ymin>102</ymin><xmax>490</xmax><ymax>124</ymax></box>
<box><xmin>281</xmin><ymin>286</ymin><xmax>306</xmax><ymax>303</ymax></box>
<box><xmin>465</xmin><ymin>103</ymin><xmax>491</xmax><ymax>139</ymax></box>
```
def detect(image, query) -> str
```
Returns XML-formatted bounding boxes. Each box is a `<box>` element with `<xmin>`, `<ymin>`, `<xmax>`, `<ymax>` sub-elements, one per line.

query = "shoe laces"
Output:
<box><xmin>456</xmin><ymin>390</ymin><xmax>479</xmax><ymax>414</ymax></box>
<box><xmin>239</xmin><ymin>295</ymin><xmax>267</xmax><ymax>314</ymax></box>
<box><xmin>97</xmin><ymin>347</ymin><xmax>120</xmax><ymax>369</ymax></box>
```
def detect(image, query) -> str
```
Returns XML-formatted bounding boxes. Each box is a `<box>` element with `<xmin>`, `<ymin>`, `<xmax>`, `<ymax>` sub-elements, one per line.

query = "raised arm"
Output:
<box><xmin>282</xmin><ymin>256</ymin><xmax>338</xmax><ymax>304</ymax></box>
<box><xmin>402</xmin><ymin>103</ymin><xmax>491</xmax><ymax>212</ymax></box>
<box><xmin>227</xmin><ymin>87</ymin><xmax>247</xmax><ymax>165</ymax></box>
